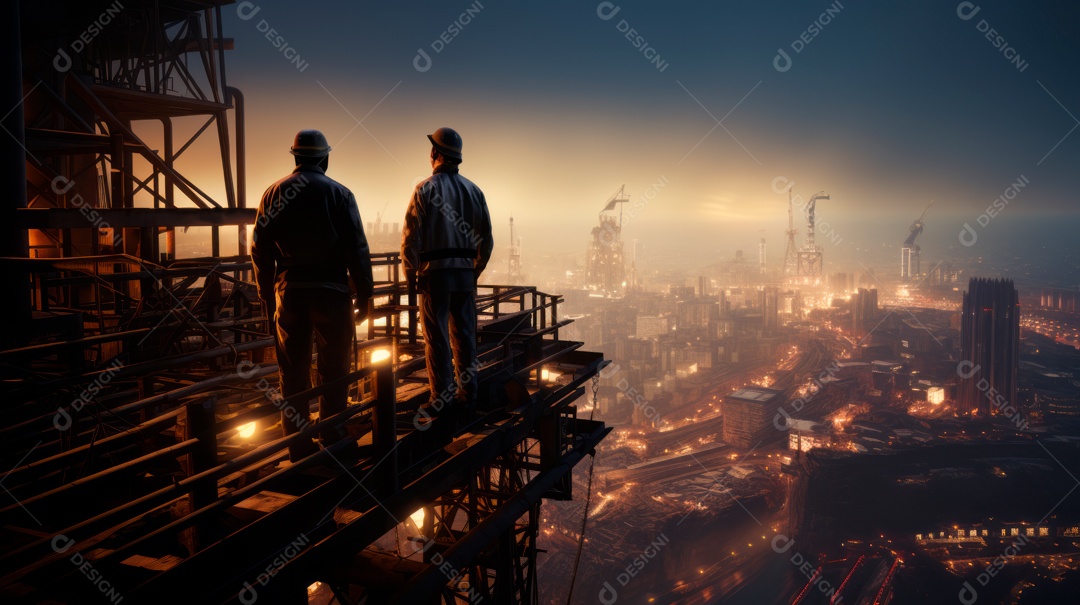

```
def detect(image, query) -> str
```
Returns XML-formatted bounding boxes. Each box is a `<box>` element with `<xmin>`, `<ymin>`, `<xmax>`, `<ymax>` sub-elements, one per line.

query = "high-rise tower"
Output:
<box><xmin>508</xmin><ymin>216</ymin><xmax>523</xmax><ymax>283</ymax></box>
<box><xmin>852</xmin><ymin>288</ymin><xmax>878</xmax><ymax>336</ymax></box>
<box><xmin>958</xmin><ymin>278</ymin><xmax>1020</xmax><ymax>417</ymax></box>
<box><xmin>759</xmin><ymin>237</ymin><xmax>767</xmax><ymax>275</ymax></box>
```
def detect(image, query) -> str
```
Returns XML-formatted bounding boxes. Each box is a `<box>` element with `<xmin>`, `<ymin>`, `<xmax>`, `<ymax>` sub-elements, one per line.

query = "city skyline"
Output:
<box><xmin>139</xmin><ymin>1</ymin><xmax>1080</xmax><ymax>281</ymax></box>
<box><xmin>6</xmin><ymin>2</ymin><xmax>1080</xmax><ymax>604</ymax></box>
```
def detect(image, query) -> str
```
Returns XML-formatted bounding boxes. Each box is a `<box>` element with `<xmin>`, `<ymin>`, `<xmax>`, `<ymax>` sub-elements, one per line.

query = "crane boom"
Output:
<box><xmin>805</xmin><ymin>192</ymin><xmax>830</xmax><ymax>247</ymax></box>
<box><xmin>917</xmin><ymin>200</ymin><xmax>933</xmax><ymax>222</ymax></box>
<box><xmin>904</xmin><ymin>201</ymin><xmax>933</xmax><ymax>247</ymax></box>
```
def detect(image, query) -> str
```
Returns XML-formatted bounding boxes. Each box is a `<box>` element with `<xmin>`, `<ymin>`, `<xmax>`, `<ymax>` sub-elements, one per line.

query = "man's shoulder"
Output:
<box><xmin>415</xmin><ymin>173</ymin><xmax>440</xmax><ymax>189</ymax></box>
<box><xmin>456</xmin><ymin>172</ymin><xmax>482</xmax><ymax>191</ymax></box>
<box><xmin>320</xmin><ymin>173</ymin><xmax>354</xmax><ymax>197</ymax></box>
<box><xmin>411</xmin><ymin>172</ymin><xmax>486</xmax><ymax>208</ymax></box>
<box><xmin>273</xmin><ymin>169</ymin><xmax>353</xmax><ymax>197</ymax></box>
<box><xmin>429</xmin><ymin>171</ymin><xmax>484</xmax><ymax>194</ymax></box>
<box><xmin>412</xmin><ymin>174</ymin><xmax>443</xmax><ymax>200</ymax></box>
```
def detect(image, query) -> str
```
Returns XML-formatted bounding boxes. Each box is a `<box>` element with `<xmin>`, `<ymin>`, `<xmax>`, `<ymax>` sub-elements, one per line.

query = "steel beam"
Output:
<box><xmin>16</xmin><ymin>207</ymin><xmax>256</xmax><ymax>229</ymax></box>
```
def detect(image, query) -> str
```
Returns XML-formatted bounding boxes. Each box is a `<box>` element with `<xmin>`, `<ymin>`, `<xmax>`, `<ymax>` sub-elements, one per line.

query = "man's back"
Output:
<box><xmin>402</xmin><ymin>127</ymin><xmax>492</xmax><ymax>412</ymax></box>
<box><xmin>402</xmin><ymin>168</ymin><xmax>493</xmax><ymax>280</ymax></box>
<box><xmin>253</xmin><ymin>164</ymin><xmax>372</xmax><ymax>298</ymax></box>
<box><xmin>250</xmin><ymin>128</ymin><xmax>374</xmax><ymax>460</ymax></box>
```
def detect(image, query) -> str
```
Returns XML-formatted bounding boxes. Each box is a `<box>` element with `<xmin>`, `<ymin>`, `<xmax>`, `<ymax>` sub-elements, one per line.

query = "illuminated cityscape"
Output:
<box><xmin>3</xmin><ymin>2</ymin><xmax>1080</xmax><ymax>604</ymax></box>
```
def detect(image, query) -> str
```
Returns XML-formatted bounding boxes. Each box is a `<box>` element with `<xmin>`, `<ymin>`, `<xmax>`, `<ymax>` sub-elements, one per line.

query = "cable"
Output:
<box><xmin>564</xmin><ymin>375</ymin><xmax>600</xmax><ymax>605</ymax></box>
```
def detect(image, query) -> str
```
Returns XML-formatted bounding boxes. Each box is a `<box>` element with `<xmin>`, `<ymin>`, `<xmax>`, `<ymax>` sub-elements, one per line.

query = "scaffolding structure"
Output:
<box><xmin>0</xmin><ymin>254</ymin><xmax>608</xmax><ymax>604</ymax></box>
<box><xmin>6</xmin><ymin>0</ymin><xmax>251</xmax><ymax>350</ymax></box>
<box><xmin>1</xmin><ymin>4</ymin><xmax>609</xmax><ymax>603</ymax></box>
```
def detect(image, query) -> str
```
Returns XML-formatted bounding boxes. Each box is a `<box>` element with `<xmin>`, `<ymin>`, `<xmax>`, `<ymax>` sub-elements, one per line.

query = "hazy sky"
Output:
<box><xmin>190</xmin><ymin>1</ymin><xmax>1080</xmax><ymax>271</ymax></box>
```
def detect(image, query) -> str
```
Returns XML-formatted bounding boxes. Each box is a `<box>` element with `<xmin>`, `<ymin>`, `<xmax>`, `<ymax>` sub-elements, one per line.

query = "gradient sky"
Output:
<box><xmin>177</xmin><ymin>0</ymin><xmax>1080</xmax><ymax>274</ymax></box>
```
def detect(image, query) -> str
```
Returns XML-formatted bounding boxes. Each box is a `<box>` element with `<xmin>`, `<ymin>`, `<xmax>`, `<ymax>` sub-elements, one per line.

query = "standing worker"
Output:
<box><xmin>252</xmin><ymin>129</ymin><xmax>373</xmax><ymax>461</ymax></box>
<box><xmin>402</xmin><ymin>127</ymin><xmax>494</xmax><ymax>418</ymax></box>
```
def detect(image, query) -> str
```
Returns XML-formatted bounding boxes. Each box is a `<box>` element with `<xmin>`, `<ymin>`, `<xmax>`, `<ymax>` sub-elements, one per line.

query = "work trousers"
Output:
<box><xmin>275</xmin><ymin>288</ymin><xmax>353</xmax><ymax>445</ymax></box>
<box><xmin>419</xmin><ymin>288</ymin><xmax>478</xmax><ymax>409</ymax></box>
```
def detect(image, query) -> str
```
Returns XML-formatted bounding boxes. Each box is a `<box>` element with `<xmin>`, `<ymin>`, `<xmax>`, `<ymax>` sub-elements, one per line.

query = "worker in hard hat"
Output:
<box><xmin>252</xmin><ymin>129</ymin><xmax>373</xmax><ymax>461</ymax></box>
<box><xmin>402</xmin><ymin>127</ymin><xmax>494</xmax><ymax>419</ymax></box>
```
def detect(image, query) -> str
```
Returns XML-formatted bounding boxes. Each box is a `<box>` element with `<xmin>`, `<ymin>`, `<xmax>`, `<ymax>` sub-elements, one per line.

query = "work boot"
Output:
<box><xmin>452</xmin><ymin>400</ymin><xmax>480</xmax><ymax>432</ymax></box>
<box><xmin>454</xmin><ymin>393</ymin><xmax>477</xmax><ymax>416</ymax></box>
<box><xmin>422</xmin><ymin>391</ymin><xmax>455</xmax><ymax>418</ymax></box>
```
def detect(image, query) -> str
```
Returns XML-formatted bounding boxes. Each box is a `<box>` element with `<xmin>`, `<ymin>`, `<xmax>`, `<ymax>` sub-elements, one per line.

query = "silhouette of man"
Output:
<box><xmin>402</xmin><ymin>127</ymin><xmax>493</xmax><ymax>416</ymax></box>
<box><xmin>252</xmin><ymin>129</ymin><xmax>373</xmax><ymax>460</ymax></box>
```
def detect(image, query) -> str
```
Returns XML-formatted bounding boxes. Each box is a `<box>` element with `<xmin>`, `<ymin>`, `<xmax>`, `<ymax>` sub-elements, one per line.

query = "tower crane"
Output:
<box><xmin>796</xmin><ymin>191</ymin><xmax>830</xmax><ymax>280</ymax></box>
<box><xmin>904</xmin><ymin>201</ymin><xmax>933</xmax><ymax>248</ymax></box>
<box><xmin>804</xmin><ymin>192</ymin><xmax>830</xmax><ymax>249</ymax></box>
<box><xmin>901</xmin><ymin>201</ymin><xmax>932</xmax><ymax>280</ymax></box>
<box><xmin>783</xmin><ymin>189</ymin><xmax>798</xmax><ymax>276</ymax></box>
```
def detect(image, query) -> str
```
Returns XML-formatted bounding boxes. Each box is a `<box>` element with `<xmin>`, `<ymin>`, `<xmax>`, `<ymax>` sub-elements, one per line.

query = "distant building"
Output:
<box><xmin>585</xmin><ymin>214</ymin><xmax>626</xmax><ymax>295</ymax></box>
<box><xmin>758</xmin><ymin>238</ymin><xmax>767</xmax><ymax>275</ymax></box>
<box><xmin>722</xmin><ymin>387</ymin><xmax>785</xmax><ymax>448</ymax></box>
<box><xmin>900</xmin><ymin>246</ymin><xmax>919</xmax><ymax>280</ymax></box>
<box><xmin>1036</xmin><ymin>389</ymin><xmax>1080</xmax><ymax>424</ymax></box>
<box><xmin>852</xmin><ymin>288</ymin><xmax>878</xmax><ymax>335</ymax></box>
<box><xmin>675</xmin><ymin>299</ymin><xmax>719</xmax><ymax>334</ymax></box>
<box><xmin>635</xmin><ymin>315</ymin><xmax>670</xmax><ymax>340</ymax></box>
<box><xmin>926</xmin><ymin>261</ymin><xmax>961</xmax><ymax>286</ymax></box>
<box><xmin>786</xmin><ymin>418</ymin><xmax>828</xmax><ymax>452</ymax></box>
<box><xmin>958</xmin><ymin>278</ymin><xmax>1020</xmax><ymax>417</ymax></box>
<box><xmin>761</xmin><ymin>287</ymin><xmax>779</xmax><ymax>334</ymax></box>
<box><xmin>366</xmin><ymin>216</ymin><xmax>401</xmax><ymax>254</ymax></box>
<box><xmin>1041</xmin><ymin>287</ymin><xmax>1080</xmax><ymax>312</ymax></box>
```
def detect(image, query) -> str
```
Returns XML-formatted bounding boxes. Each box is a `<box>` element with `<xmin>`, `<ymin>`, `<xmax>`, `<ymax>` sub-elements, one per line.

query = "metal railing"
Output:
<box><xmin>0</xmin><ymin>251</ymin><xmax>572</xmax><ymax>493</ymax></box>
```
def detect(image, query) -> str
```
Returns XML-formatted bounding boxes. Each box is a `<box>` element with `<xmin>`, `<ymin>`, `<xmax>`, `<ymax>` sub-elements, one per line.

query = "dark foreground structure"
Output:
<box><xmin>1</xmin><ymin>2</ymin><xmax>608</xmax><ymax>602</ymax></box>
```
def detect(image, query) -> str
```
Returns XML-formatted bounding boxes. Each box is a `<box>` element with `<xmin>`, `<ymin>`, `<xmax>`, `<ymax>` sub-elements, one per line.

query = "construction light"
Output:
<box><xmin>370</xmin><ymin>348</ymin><xmax>392</xmax><ymax>364</ymax></box>
<box><xmin>237</xmin><ymin>421</ymin><xmax>257</xmax><ymax>439</ymax></box>
<box><xmin>410</xmin><ymin>508</ymin><xmax>425</xmax><ymax>528</ymax></box>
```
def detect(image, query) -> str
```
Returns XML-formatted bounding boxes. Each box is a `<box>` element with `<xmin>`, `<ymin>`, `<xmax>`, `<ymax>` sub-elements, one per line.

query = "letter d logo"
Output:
<box><xmin>413</xmin><ymin>48</ymin><xmax>432</xmax><ymax>72</ymax></box>
<box><xmin>239</xmin><ymin>581</ymin><xmax>259</xmax><ymax>604</ymax></box>
<box><xmin>53</xmin><ymin>49</ymin><xmax>73</xmax><ymax>73</ymax></box>
<box><xmin>956</xmin><ymin>2</ymin><xmax>981</xmax><ymax>21</ymax></box>
<box><xmin>773</xmin><ymin>48</ymin><xmax>793</xmax><ymax>72</ymax></box>
<box><xmin>958</xmin><ymin>223</ymin><xmax>978</xmax><ymax>247</ymax></box>
<box><xmin>771</xmin><ymin>533</ymin><xmax>795</xmax><ymax>553</ymax></box>
<box><xmin>54</xmin><ymin>408</ymin><xmax>73</xmax><ymax>432</ymax></box>
<box><xmin>598</xmin><ymin>581</ymin><xmax>619</xmax><ymax>604</ymax></box>
<box><xmin>597</xmin><ymin>2</ymin><xmax>621</xmax><ymax>21</ymax></box>
<box><xmin>957</xmin><ymin>360</ymin><xmax>980</xmax><ymax>379</ymax></box>
<box><xmin>599</xmin><ymin>362</ymin><xmax>621</xmax><ymax>379</ymax></box>
<box><xmin>51</xmin><ymin>533</ymin><xmax>75</xmax><ymax>553</ymax></box>
<box><xmin>958</xmin><ymin>581</ymin><xmax>978</xmax><ymax>605</ymax></box>
<box><xmin>237</xmin><ymin>2</ymin><xmax>261</xmax><ymax>20</ymax></box>
<box><xmin>413</xmin><ymin>408</ymin><xmax>432</xmax><ymax>431</ymax></box>
<box><xmin>773</xmin><ymin>407</ymin><xmax>791</xmax><ymax>431</ymax></box>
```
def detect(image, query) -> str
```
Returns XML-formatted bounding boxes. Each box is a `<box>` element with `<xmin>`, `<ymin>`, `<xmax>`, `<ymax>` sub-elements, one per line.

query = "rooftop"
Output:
<box><xmin>728</xmin><ymin>386</ymin><xmax>784</xmax><ymax>403</ymax></box>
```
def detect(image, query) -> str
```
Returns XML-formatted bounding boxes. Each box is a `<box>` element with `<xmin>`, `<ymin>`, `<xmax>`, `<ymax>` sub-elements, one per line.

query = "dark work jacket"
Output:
<box><xmin>251</xmin><ymin>165</ymin><xmax>373</xmax><ymax>303</ymax></box>
<box><xmin>401</xmin><ymin>163</ymin><xmax>494</xmax><ymax>290</ymax></box>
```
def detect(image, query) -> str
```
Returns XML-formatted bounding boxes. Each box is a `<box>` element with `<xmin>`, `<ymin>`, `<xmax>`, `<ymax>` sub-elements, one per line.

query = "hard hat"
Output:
<box><xmin>427</xmin><ymin>127</ymin><xmax>463</xmax><ymax>160</ymax></box>
<box><xmin>290</xmin><ymin>129</ymin><xmax>332</xmax><ymax>157</ymax></box>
